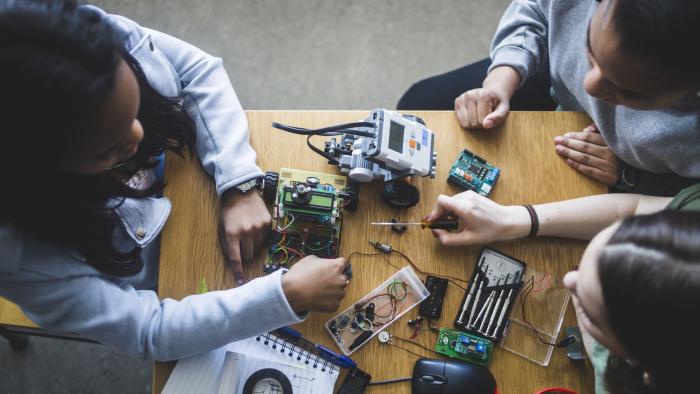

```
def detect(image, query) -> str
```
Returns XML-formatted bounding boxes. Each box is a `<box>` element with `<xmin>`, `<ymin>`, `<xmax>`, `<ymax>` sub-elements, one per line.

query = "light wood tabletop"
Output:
<box><xmin>155</xmin><ymin>110</ymin><xmax>605</xmax><ymax>394</ymax></box>
<box><xmin>0</xmin><ymin>299</ymin><xmax>35</xmax><ymax>328</ymax></box>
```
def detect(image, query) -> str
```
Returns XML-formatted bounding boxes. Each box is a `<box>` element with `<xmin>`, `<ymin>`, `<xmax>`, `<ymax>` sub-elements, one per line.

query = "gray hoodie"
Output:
<box><xmin>489</xmin><ymin>0</ymin><xmax>700</xmax><ymax>177</ymax></box>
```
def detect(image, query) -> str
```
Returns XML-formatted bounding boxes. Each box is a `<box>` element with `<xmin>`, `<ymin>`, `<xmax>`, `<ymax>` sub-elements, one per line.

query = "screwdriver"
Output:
<box><xmin>370</xmin><ymin>218</ymin><xmax>460</xmax><ymax>230</ymax></box>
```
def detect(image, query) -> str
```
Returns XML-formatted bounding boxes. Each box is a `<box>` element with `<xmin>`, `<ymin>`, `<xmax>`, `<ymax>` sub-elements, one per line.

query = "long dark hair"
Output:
<box><xmin>0</xmin><ymin>0</ymin><xmax>195</xmax><ymax>276</ymax></box>
<box><xmin>598</xmin><ymin>210</ymin><xmax>700</xmax><ymax>393</ymax></box>
<box><xmin>611</xmin><ymin>0</ymin><xmax>700</xmax><ymax>88</ymax></box>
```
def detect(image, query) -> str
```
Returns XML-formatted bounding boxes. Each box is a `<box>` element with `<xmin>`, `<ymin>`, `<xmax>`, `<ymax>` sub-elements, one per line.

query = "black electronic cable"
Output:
<box><xmin>272</xmin><ymin>121</ymin><xmax>376</xmax><ymax>137</ymax></box>
<box><xmin>368</xmin><ymin>377</ymin><xmax>412</xmax><ymax>386</ymax></box>
<box><xmin>306</xmin><ymin>135</ymin><xmax>339</xmax><ymax>164</ymax></box>
<box><xmin>390</xmin><ymin>342</ymin><xmax>428</xmax><ymax>359</ymax></box>
<box><xmin>391</xmin><ymin>334</ymin><xmax>435</xmax><ymax>354</ymax></box>
<box><xmin>347</xmin><ymin>251</ymin><xmax>402</xmax><ymax>274</ymax></box>
<box><xmin>520</xmin><ymin>276</ymin><xmax>577</xmax><ymax>348</ymax></box>
<box><xmin>348</xmin><ymin>248</ymin><xmax>468</xmax><ymax>291</ymax></box>
<box><xmin>391</xmin><ymin>249</ymin><xmax>468</xmax><ymax>291</ymax></box>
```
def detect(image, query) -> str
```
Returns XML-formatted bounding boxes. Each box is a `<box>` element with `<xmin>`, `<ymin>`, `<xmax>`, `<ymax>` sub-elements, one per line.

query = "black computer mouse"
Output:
<box><xmin>411</xmin><ymin>357</ymin><xmax>497</xmax><ymax>394</ymax></box>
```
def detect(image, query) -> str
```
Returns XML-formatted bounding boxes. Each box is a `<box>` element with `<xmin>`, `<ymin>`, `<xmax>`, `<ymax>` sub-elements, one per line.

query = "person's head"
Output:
<box><xmin>584</xmin><ymin>0</ymin><xmax>700</xmax><ymax>110</ymax></box>
<box><xmin>564</xmin><ymin>210</ymin><xmax>700</xmax><ymax>393</ymax></box>
<box><xmin>0</xmin><ymin>0</ymin><xmax>195</xmax><ymax>275</ymax></box>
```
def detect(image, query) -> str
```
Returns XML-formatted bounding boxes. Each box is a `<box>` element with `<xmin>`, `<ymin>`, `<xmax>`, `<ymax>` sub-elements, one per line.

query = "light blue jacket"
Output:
<box><xmin>0</xmin><ymin>6</ymin><xmax>304</xmax><ymax>361</ymax></box>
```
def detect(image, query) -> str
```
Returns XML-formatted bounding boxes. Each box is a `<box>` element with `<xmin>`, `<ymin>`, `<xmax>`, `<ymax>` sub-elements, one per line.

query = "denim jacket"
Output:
<box><xmin>0</xmin><ymin>6</ymin><xmax>303</xmax><ymax>361</ymax></box>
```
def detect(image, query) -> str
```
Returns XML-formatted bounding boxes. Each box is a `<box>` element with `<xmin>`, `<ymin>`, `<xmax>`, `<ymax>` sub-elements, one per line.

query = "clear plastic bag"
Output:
<box><xmin>325</xmin><ymin>266</ymin><xmax>429</xmax><ymax>355</ymax></box>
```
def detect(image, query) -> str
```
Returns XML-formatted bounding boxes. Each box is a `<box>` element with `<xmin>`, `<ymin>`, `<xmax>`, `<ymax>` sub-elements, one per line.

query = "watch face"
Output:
<box><xmin>237</xmin><ymin>178</ymin><xmax>262</xmax><ymax>193</ymax></box>
<box><xmin>238</xmin><ymin>180</ymin><xmax>256</xmax><ymax>191</ymax></box>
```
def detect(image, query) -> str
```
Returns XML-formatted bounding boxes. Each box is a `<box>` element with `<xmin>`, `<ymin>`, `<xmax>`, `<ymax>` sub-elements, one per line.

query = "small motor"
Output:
<box><xmin>291</xmin><ymin>183</ymin><xmax>313</xmax><ymax>205</ymax></box>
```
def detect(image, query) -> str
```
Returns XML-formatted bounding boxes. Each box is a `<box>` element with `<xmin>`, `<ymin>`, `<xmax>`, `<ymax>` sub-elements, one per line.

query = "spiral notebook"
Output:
<box><xmin>162</xmin><ymin>330</ymin><xmax>343</xmax><ymax>394</ymax></box>
<box><xmin>217</xmin><ymin>350</ymin><xmax>336</xmax><ymax>393</ymax></box>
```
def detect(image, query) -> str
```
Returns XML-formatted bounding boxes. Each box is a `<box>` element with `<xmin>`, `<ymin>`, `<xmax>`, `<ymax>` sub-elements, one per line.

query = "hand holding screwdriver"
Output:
<box><xmin>426</xmin><ymin>191</ymin><xmax>531</xmax><ymax>246</ymax></box>
<box><xmin>420</xmin><ymin>218</ymin><xmax>460</xmax><ymax>230</ymax></box>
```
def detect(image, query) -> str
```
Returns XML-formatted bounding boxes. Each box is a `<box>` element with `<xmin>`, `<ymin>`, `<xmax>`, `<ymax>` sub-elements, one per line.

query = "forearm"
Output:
<box><xmin>534</xmin><ymin>195</ymin><xmax>641</xmax><ymax>239</ymax></box>
<box><xmin>507</xmin><ymin>194</ymin><xmax>668</xmax><ymax>241</ymax></box>
<box><xmin>482</xmin><ymin>66</ymin><xmax>521</xmax><ymax>100</ymax></box>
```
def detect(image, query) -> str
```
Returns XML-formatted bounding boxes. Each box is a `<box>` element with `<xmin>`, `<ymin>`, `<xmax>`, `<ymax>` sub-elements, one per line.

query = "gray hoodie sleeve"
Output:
<box><xmin>489</xmin><ymin>0</ymin><xmax>550</xmax><ymax>85</ymax></box>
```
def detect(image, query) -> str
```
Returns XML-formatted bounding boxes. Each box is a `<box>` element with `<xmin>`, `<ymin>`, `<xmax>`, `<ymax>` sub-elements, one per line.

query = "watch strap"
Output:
<box><xmin>613</xmin><ymin>164</ymin><xmax>638</xmax><ymax>191</ymax></box>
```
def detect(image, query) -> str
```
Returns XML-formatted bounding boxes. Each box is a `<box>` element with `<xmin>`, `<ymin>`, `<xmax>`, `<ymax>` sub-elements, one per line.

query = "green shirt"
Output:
<box><xmin>666</xmin><ymin>182</ymin><xmax>700</xmax><ymax>211</ymax></box>
<box><xmin>590</xmin><ymin>183</ymin><xmax>700</xmax><ymax>393</ymax></box>
<box><xmin>590</xmin><ymin>339</ymin><xmax>609</xmax><ymax>394</ymax></box>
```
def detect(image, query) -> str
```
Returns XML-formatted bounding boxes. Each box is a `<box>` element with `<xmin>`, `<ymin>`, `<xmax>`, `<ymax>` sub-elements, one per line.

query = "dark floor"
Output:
<box><xmin>1</xmin><ymin>336</ymin><xmax>151</xmax><ymax>394</ymax></box>
<box><xmin>1</xmin><ymin>0</ymin><xmax>510</xmax><ymax>392</ymax></box>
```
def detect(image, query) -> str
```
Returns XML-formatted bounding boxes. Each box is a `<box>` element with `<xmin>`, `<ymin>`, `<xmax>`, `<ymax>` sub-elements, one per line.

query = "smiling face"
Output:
<box><xmin>61</xmin><ymin>58</ymin><xmax>144</xmax><ymax>175</ymax></box>
<box><xmin>583</xmin><ymin>0</ymin><xmax>694</xmax><ymax>110</ymax></box>
<box><xmin>563</xmin><ymin>223</ymin><xmax>630</xmax><ymax>358</ymax></box>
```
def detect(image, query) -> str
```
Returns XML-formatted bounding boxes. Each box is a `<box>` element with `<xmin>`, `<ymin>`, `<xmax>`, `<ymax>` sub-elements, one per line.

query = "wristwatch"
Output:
<box><xmin>232</xmin><ymin>177</ymin><xmax>264</xmax><ymax>194</ymax></box>
<box><xmin>613</xmin><ymin>164</ymin><xmax>638</xmax><ymax>191</ymax></box>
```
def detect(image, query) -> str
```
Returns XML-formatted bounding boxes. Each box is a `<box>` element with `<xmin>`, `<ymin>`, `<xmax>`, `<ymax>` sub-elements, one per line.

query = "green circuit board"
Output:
<box><xmin>435</xmin><ymin>328</ymin><xmax>494</xmax><ymax>367</ymax></box>
<box><xmin>447</xmin><ymin>149</ymin><xmax>500</xmax><ymax>196</ymax></box>
<box><xmin>264</xmin><ymin>168</ymin><xmax>347</xmax><ymax>274</ymax></box>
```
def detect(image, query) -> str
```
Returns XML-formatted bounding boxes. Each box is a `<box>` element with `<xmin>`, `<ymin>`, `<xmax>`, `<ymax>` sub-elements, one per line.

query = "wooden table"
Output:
<box><xmin>0</xmin><ymin>297</ymin><xmax>36</xmax><ymax>348</ymax></box>
<box><xmin>154</xmin><ymin>110</ymin><xmax>605</xmax><ymax>394</ymax></box>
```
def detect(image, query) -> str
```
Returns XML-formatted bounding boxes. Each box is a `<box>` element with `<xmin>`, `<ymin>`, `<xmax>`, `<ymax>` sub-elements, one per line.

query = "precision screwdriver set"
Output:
<box><xmin>453</xmin><ymin>248</ymin><xmax>526</xmax><ymax>342</ymax></box>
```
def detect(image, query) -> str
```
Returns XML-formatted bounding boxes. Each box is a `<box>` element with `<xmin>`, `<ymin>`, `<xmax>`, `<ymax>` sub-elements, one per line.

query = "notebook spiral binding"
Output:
<box><xmin>255</xmin><ymin>332</ymin><xmax>339</xmax><ymax>374</ymax></box>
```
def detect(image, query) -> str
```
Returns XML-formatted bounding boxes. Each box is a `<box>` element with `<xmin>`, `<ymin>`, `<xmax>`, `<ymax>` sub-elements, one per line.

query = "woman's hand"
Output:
<box><xmin>219</xmin><ymin>190</ymin><xmax>272</xmax><ymax>285</ymax></box>
<box><xmin>426</xmin><ymin>191</ymin><xmax>531</xmax><ymax>246</ymax></box>
<box><xmin>454</xmin><ymin>66</ymin><xmax>520</xmax><ymax>130</ymax></box>
<box><xmin>281</xmin><ymin>256</ymin><xmax>349</xmax><ymax>313</ymax></box>
<box><xmin>554</xmin><ymin>124</ymin><xmax>621</xmax><ymax>186</ymax></box>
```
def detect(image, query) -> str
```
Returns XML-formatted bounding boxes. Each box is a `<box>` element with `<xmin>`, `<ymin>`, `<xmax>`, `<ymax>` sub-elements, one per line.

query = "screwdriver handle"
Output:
<box><xmin>422</xmin><ymin>219</ymin><xmax>459</xmax><ymax>230</ymax></box>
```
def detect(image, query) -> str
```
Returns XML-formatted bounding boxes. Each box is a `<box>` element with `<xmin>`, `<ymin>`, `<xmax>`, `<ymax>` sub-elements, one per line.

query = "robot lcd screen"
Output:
<box><xmin>388</xmin><ymin>121</ymin><xmax>404</xmax><ymax>154</ymax></box>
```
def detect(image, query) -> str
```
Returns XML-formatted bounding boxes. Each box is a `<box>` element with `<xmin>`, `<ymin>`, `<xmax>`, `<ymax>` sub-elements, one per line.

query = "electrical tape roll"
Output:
<box><xmin>242</xmin><ymin>368</ymin><xmax>293</xmax><ymax>394</ymax></box>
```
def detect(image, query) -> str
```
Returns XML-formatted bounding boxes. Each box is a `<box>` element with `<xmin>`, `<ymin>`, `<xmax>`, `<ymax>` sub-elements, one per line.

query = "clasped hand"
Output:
<box><xmin>554</xmin><ymin>124</ymin><xmax>621</xmax><ymax>186</ymax></box>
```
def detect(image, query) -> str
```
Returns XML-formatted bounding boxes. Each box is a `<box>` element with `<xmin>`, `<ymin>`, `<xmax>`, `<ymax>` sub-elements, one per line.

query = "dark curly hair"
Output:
<box><xmin>0</xmin><ymin>0</ymin><xmax>196</xmax><ymax>276</ymax></box>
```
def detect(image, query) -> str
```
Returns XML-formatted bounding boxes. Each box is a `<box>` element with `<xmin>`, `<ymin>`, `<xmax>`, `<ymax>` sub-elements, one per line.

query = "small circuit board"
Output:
<box><xmin>435</xmin><ymin>328</ymin><xmax>494</xmax><ymax>367</ymax></box>
<box><xmin>264</xmin><ymin>168</ymin><xmax>348</xmax><ymax>274</ymax></box>
<box><xmin>447</xmin><ymin>149</ymin><xmax>500</xmax><ymax>196</ymax></box>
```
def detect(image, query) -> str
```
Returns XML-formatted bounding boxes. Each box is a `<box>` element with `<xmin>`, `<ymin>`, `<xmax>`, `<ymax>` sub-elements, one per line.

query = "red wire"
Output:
<box><xmin>533</xmin><ymin>388</ymin><xmax>577</xmax><ymax>394</ymax></box>
<box><xmin>410</xmin><ymin>319</ymin><xmax>421</xmax><ymax>339</ymax></box>
<box><xmin>284</xmin><ymin>247</ymin><xmax>304</xmax><ymax>259</ymax></box>
<box><xmin>530</xmin><ymin>273</ymin><xmax>552</xmax><ymax>293</ymax></box>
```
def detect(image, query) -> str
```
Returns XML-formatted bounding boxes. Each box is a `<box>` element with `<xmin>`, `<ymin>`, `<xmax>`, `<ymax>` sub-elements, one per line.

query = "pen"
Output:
<box><xmin>315</xmin><ymin>344</ymin><xmax>357</xmax><ymax>369</ymax></box>
<box><xmin>278</xmin><ymin>326</ymin><xmax>357</xmax><ymax>369</ymax></box>
<box><xmin>278</xmin><ymin>326</ymin><xmax>303</xmax><ymax>339</ymax></box>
